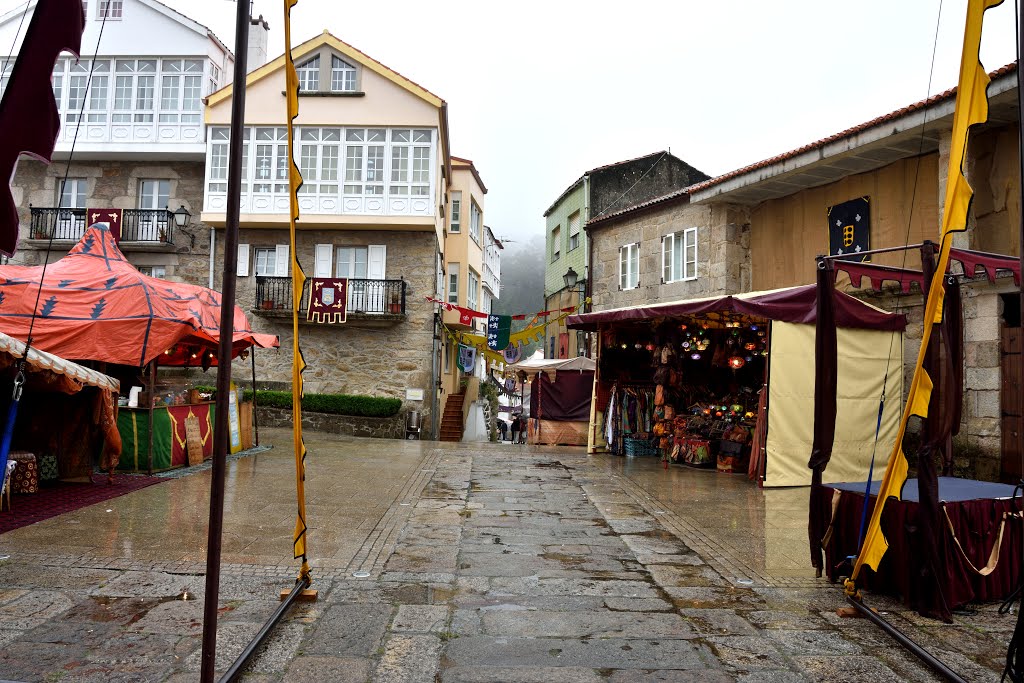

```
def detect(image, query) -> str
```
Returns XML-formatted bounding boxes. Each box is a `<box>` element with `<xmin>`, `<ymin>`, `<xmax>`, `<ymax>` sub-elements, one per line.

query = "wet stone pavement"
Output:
<box><xmin>0</xmin><ymin>434</ymin><xmax>1014</xmax><ymax>681</ymax></box>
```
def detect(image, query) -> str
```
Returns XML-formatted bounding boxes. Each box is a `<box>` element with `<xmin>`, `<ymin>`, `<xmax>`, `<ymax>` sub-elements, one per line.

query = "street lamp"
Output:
<box><xmin>172</xmin><ymin>204</ymin><xmax>192</xmax><ymax>229</ymax></box>
<box><xmin>563</xmin><ymin>266</ymin><xmax>589</xmax><ymax>357</ymax></box>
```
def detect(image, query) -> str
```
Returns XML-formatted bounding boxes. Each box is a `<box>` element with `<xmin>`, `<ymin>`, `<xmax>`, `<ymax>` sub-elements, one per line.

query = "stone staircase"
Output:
<box><xmin>439</xmin><ymin>392</ymin><xmax>465</xmax><ymax>442</ymax></box>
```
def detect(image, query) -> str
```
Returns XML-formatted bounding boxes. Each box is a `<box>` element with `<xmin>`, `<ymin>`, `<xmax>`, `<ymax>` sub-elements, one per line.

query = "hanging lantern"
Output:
<box><xmin>715</xmin><ymin>410</ymin><xmax>723</xmax><ymax>417</ymax></box>
<box><xmin>750</xmin><ymin>324</ymin><xmax>759</xmax><ymax>331</ymax></box>
<box><xmin>744</xmin><ymin>411</ymin><xmax>756</xmax><ymax>419</ymax></box>
<box><xmin>728</xmin><ymin>356</ymin><xmax>746</xmax><ymax>369</ymax></box>
<box><xmin>621</xmin><ymin>343</ymin><xmax>628</xmax><ymax>349</ymax></box>
<box><xmin>726</xmin><ymin>338</ymin><xmax>735</xmax><ymax>347</ymax></box>
<box><xmin>757</xmin><ymin>330</ymin><xmax>766</xmax><ymax>337</ymax></box>
<box><xmin>744</xmin><ymin>342</ymin><xmax>757</xmax><ymax>351</ymax></box>
<box><xmin>703</xmin><ymin>408</ymin><xmax>712</xmax><ymax>415</ymax></box>
<box><xmin>680</xmin><ymin>324</ymin><xmax>687</xmax><ymax>331</ymax></box>
<box><xmin>682</xmin><ymin>341</ymin><xmax>691</xmax><ymax>350</ymax></box>
<box><xmin>645</xmin><ymin>343</ymin><xmax>656</xmax><ymax>351</ymax></box>
<box><xmin>730</xmin><ymin>404</ymin><xmax>743</xmax><ymax>414</ymax></box>
<box><xmin>745</xmin><ymin>355</ymin><xmax>753</xmax><ymax>362</ymax></box>
<box><xmin>634</xmin><ymin>343</ymin><xmax>642</xmax><ymax>349</ymax></box>
<box><xmin>761</xmin><ymin>349</ymin><xmax>768</xmax><ymax>356</ymax></box>
<box><xmin>690</xmin><ymin>352</ymin><xmax>701</xmax><ymax>360</ymax></box>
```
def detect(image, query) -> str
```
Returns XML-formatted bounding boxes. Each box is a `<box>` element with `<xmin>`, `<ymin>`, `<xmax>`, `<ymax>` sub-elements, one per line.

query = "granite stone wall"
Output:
<box><xmin>255</xmin><ymin>406</ymin><xmax>406</xmax><ymax>439</ymax></box>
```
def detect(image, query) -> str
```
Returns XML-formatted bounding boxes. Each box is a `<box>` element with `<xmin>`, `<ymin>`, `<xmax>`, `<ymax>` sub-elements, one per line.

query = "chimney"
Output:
<box><xmin>247</xmin><ymin>15</ymin><xmax>270</xmax><ymax>70</ymax></box>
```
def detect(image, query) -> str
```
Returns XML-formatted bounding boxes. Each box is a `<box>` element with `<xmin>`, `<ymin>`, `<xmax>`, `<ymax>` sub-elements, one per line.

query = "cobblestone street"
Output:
<box><xmin>0</xmin><ymin>430</ymin><xmax>1014</xmax><ymax>681</ymax></box>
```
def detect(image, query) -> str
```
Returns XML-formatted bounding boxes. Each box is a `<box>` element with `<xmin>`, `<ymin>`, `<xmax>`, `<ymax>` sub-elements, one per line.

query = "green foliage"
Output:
<box><xmin>196</xmin><ymin>385</ymin><xmax>401</xmax><ymax>418</ymax></box>
<box><xmin>479</xmin><ymin>381</ymin><xmax>500</xmax><ymax>442</ymax></box>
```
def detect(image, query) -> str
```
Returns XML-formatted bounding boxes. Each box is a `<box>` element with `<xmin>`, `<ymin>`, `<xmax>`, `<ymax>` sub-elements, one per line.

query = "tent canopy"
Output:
<box><xmin>0</xmin><ymin>224</ymin><xmax>277</xmax><ymax>367</ymax></box>
<box><xmin>508</xmin><ymin>356</ymin><xmax>595</xmax><ymax>379</ymax></box>
<box><xmin>566</xmin><ymin>285</ymin><xmax>906</xmax><ymax>332</ymax></box>
<box><xmin>0</xmin><ymin>330</ymin><xmax>118</xmax><ymax>393</ymax></box>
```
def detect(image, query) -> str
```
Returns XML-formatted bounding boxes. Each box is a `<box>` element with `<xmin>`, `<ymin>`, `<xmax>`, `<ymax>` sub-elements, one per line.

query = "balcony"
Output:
<box><xmin>254</xmin><ymin>276</ymin><xmax>407</xmax><ymax>322</ymax></box>
<box><xmin>28</xmin><ymin>207</ymin><xmax>175</xmax><ymax>245</ymax></box>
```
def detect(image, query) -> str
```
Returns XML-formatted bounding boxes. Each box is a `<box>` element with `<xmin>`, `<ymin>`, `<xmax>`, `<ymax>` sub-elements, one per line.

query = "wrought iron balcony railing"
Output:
<box><xmin>28</xmin><ymin>207</ymin><xmax>174</xmax><ymax>244</ymax></box>
<box><xmin>255</xmin><ymin>276</ymin><xmax>407</xmax><ymax>317</ymax></box>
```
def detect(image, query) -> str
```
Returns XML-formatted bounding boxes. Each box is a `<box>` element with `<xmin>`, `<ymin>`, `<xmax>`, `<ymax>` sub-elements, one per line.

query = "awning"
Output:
<box><xmin>508</xmin><ymin>356</ymin><xmax>596</xmax><ymax>379</ymax></box>
<box><xmin>0</xmin><ymin>331</ymin><xmax>118</xmax><ymax>393</ymax></box>
<box><xmin>566</xmin><ymin>284</ymin><xmax>906</xmax><ymax>332</ymax></box>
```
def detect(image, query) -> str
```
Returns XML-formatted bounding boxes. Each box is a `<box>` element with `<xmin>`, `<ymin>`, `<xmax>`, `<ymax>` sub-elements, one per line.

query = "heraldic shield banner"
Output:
<box><xmin>826</xmin><ymin>196</ymin><xmax>871</xmax><ymax>262</ymax></box>
<box><xmin>308</xmin><ymin>277</ymin><xmax>348</xmax><ymax>324</ymax></box>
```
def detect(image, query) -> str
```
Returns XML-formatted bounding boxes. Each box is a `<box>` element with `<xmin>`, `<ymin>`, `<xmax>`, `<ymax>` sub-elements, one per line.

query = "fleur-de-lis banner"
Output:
<box><xmin>827</xmin><ymin>196</ymin><xmax>870</xmax><ymax>263</ymax></box>
<box><xmin>486</xmin><ymin>313</ymin><xmax>511</xmax><ymax>351</ymax></box>
<box><xmin>0</xmin><ymin>0</ymin><xmax>84</xmax><ymax>256</ymax></box>
<box><xmin>307</xmin><ymin>277</ymin><xmax>348</xmax><ymax>324</ymax></box>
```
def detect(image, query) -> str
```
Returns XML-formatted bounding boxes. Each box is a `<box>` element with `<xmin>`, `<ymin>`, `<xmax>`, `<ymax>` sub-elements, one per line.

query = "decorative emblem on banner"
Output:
<box><xmin>487</xmin><ymin>313</ymin><xmax>512</xmax><ymax>351</ymax></box>
<box><xmin>307</xmin><ymin>277</ymin><xmax>348</xmax><ymax>324</ymax></box>
<box><xmin>827</xmin><ymin>196</ymin><xmax>871</xmax><ymax>262</ymax></box>
<box><xmin>87</xmin><ymin>208</ymin><xmax>123</xmax><ymax>241</ymax></box>
<box><xmin>503</xmin><ymin>342</ymin><xmax>523</xmax><ymax>364</ymax></box>
<box><xmin>458</xmin><ymin>344</ymin><xmax>476</xmax><ymax>373</ymax></box>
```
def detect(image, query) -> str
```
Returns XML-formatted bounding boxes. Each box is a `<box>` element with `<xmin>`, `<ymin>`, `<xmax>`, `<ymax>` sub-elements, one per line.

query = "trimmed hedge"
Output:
<box><xmin>194</xmin><ymin>386</ymin><xmax>402</xmax><ymax>418</ymax></box>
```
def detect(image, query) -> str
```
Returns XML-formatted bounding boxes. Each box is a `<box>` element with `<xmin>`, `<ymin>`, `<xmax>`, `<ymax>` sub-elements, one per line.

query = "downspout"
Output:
<box><xmin>430</xmin><ymin>310</ymin><xmax>440</xmax><ymax>440</ymax></box>
<box><xmin>208</xmin><ymin>226</ymin><xmax>215</xmax><ymax>289</ymax></box>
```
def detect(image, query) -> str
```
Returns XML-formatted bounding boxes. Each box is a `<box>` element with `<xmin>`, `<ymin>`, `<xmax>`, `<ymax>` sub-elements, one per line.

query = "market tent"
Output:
<box><xmin>509</xmin><ymin>356</ymin><xmax>595</xmax><ymax>446</ymax></box>
<box><xmin>568</xmin><ymin>286</ymin><xmax>906</xmax><ymax>486</ymax></box>
<box><xmin>0</xmin><ymin>224</ymin><xmax>277</xmax><ymax>366</ymax></box>
<box><xmin>0</xmin><ymin>330</ymin><xmax>118</xmax><ymax>393</ymax></box>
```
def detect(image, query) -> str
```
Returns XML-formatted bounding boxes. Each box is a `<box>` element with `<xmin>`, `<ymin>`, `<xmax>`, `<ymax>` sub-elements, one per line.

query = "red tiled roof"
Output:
<box><xmin>686</xmin><ymin>61</ymin><xmax>1018</xmax><ymax>195</ymax></box>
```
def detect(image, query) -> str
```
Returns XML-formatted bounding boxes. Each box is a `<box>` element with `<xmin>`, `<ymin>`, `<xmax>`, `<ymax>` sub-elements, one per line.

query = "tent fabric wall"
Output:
<box><xmin>531</xmin><ymin>371</ymin><xmax>594</xmax><ymax>422</ymax></box>
<box><xmin>528</xmin><ymin>418</ymin><xmax>588</xmax><ymax>446</ymax></box>
<box><xmin>766</xmin><ymin>322</ymin><xmax>903</xmax><ymax>487</ymax></box>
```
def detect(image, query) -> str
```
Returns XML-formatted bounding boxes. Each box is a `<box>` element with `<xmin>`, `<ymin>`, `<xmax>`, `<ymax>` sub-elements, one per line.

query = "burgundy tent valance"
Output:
<box><xmin>832</xmin><ymin>247</ymin><xmax>1020</xmax><ymax>294</ymax></box>
<box><xmin>566</xmin><ymin>284</ymin><xmax>906</xmax><ymax>332</ymax></box>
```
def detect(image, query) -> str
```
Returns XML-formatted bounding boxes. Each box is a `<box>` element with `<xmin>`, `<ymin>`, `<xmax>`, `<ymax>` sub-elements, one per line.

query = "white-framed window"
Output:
<box><xmin>208</xmin><ymin>62</ymin><xmax>221</xmax><ymax>96</ymax></box>
<box><xmin>450</xmin><ymin>191</ymin><xmax>461</xmax><ymax>232</ymax></box>
<box><xmin>98</xmin><ymin>0</ymin><xmax>122</xmax><ymax>19</ymax></box>
<box><xmin>253</xmin><ymin>127</ymin><xmax>289</xmax><ymax>193</ymax></box>
<box><xmin>390</xmin><ymin>129</ymin><xmax>432</xmax><ymax>197</ymax></box>
<box><xmin>65</xmin><ymin>61</ymin><xmax>88</xmax><ymax>122</ymax></box>
<box><xmin>253</xmin><ymin>245</ymin><xmax>289</xmax><ymax>277</ymax></box>
<box><xmin>467</xmin><ymin>269</ymin><xmax>480</xmax><ymax>311</ymax></box>
<box><xmin>469</xmin><ymin>200</ymin><xmax>481</xmax><ymax>244</ymax></box>
<box><xmin>138</xmin><ymin>265</ymin><xmax>166</xmax><ymax>278</ymax></box>
<box><xmin>113</xmin><ymin>59</ymin><xmax>156</xmax><ymax>122</ymax></box>
<box><xmin>331</xmin><ymin>55</ymin><xmax>356</xmax><ymax>92</ymax></box>
<box><xmin>86</xmin><ymin>60</ymin><xmax>109</xmax><ymax>122</ymax></box>
<box><xmin>551</xmin><ymin>225</ymin><xmax>561</xmax><ymax>262</ymax></box>
<box><xmin>619</xmin><ymin>242</ymin><xmax>639</xmax><ymax>290</ymax></box>
<box><xmin>297</xmin><ymin>55</ymin><xmax>320</xmax><ymax>91</ymax></box>
<box><xmin>299</xmin><ymin>127</ymin><xmax>340</xmax><ymax>194</ymax></box>
<box><xmin>335</xmin><ymin>246</ymin><xmax>368</xmax><ymax>280</ymax></box>
<box><xmin>159</xmin><ymin>59</ymin><xmax>202</xmax><ymax>124</ymax></box>
<box><xmin>51</xmin><ymin>59</ymin><xmax>63</xmax><ymax>108</ymax></box>
<box><xmin>343</xmin><ymin>128</ymin><xmax>385</xmax><ymax>197</ymax></box>
<box><xmin>138</xmin><ymin>179</ymin><xmax>169</xmax><ymax>210</ymax></box>
<box><xmin>448</xmin><ymin>264</ymin><xmax>459</xmax><ymax>304</ymax></box>
<box><xmin>568</xmin><ymin>211</ymin><xmax>581</xmax><ymax>251</ymax></box>
<box><xmin>57</xmin><ymin>179</ymin><xmax>87</xmax><ymax>208</ymax></box>
<box><xmin>662</xmin><ymin>228</ymin><xmax>698</xmax><ymax>283</ymax></box>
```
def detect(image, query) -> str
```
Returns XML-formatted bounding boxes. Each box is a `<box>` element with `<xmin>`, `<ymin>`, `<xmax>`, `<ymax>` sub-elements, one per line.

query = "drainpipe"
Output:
<box><xmin>208</xmin><ymin>227</ymin><xmax>215</xmax><ymax>289</ymax></box>
<box><xmin>430</xmin><ymin>310</ymin><xmax>440</xmax><ymax>440</ymax></box>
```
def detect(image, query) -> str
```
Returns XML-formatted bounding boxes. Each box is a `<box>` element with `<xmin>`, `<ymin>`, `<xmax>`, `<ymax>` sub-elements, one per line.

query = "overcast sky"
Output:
<box><xmin>3</xmin><ymin>0</ymin><xmax>1020</xmax><ymax>246</ymax></box>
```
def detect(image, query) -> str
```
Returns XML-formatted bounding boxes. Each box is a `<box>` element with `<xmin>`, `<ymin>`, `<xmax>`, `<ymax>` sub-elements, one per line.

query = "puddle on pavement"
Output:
<box><xmin>88</xmin><ymin>591</ymin><xmax>194</xmax><ymax>625</ymax></box>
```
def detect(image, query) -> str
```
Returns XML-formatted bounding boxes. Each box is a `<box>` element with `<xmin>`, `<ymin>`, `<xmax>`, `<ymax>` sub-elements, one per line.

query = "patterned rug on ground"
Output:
<box><xmin>0</xmin><ymin>472</ymin><xmax>165</xmax><ymax>534</ymax></box>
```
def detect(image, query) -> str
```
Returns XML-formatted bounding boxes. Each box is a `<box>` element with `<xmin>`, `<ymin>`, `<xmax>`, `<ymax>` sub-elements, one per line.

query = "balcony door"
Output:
<box><xmin>136</xmin><ymin>180</ymin><xmax>169</xmax><ymax>240</ymax></box>
<box><xmin>56</xmin><ymin>179</ymin><xmax>87</xmax><ymax>239</ymax></box>
<box><xmin>336</xmin><ymin>247</ymin><xmax>368</xmax><ymax>311</ymax></box>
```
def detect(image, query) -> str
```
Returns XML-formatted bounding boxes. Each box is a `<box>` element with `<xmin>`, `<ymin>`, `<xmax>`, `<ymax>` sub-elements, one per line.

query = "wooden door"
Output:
<box><xmin>1000</xmin><ymin>327</ymin><xmax>1022</xmax><ymax>483</ymax></box>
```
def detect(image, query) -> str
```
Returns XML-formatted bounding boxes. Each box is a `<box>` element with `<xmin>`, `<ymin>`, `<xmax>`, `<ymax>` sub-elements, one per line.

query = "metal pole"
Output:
<box><xmin>250</xmin><ymin>347</ymin><xmax>259</xmax><ymax>447</ymax></box>
<box><xmin>200</xmin><ymin>0</ymin><xmax>250</xmax><ymax>679</ymax></box>
<box><xmin>1016</xmin><ymin>24</ymin><xmax>1024</xmax><ymax>484</ymax></box>
<box><xmin>147</xmin><ymin>361</ymin><xmax>155</xmax><ymax>476</ymax></box>
<box><xmin>821</xmin><ymin>242</ymin><xmax>928</xmax><ymax>260</ymax></box>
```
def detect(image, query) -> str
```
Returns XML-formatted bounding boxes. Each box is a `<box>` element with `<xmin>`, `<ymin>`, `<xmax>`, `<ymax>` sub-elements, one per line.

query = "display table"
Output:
<box><xmin>814</xmin><ymin>478</ymin><xmax>1023</xmax><ymax>611</ymax></box>
<box><xmin>117</xmin><ymin>403</ymin><xmax>215</xmax><ymax>471</ymax></box>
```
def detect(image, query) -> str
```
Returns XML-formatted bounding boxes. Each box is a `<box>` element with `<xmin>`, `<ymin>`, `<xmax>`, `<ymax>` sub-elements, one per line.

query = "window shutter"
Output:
<box><xmin>314</xmin><ymin>244</ymin><xmax>332</xmax><ymax>278</ymax></box>
<box><xmin>661</xmin><ymin>235</ymin><xmax>670</xmax><ymax>284</ymax></box>
<box><xmin>236</xmin><ymin>243</ymin><xmax>250</xmax><ymax>276</ymax></box>
<box><xmin>275</xmin><ymin>244</ymin><xmax>290</xmax><ymax>277</ymax></box>
<box><xmin>618</xmin><ymin>246</ymin><xmax>624</xmax><ymax>291</ymax></box>
<box><xmin>367</xmin><ymin>244</ymin><xmax>386</xmax><ymax>280</ymax></box>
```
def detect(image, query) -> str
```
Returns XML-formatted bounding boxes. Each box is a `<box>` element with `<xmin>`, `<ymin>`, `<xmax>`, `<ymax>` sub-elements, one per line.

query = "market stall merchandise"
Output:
<box><xmin>567</xmin><ymin>285</ymin><xmax>906</xmax><ymax>487</ymax></box>
<box><xmin>508</xmin><ymin>356</ymin><xmax>595</xmax><ymax>446</ymax></box>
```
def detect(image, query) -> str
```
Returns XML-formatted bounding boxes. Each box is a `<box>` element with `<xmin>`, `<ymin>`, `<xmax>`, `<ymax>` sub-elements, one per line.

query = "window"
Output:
<box><xmin>469</xmin><ymin>200</ymin><xmax>481</xmax><ymax>244</ymax></box>
<box><xmin>298</xmin><ymin>127</ymin><xmax>340</xmax><ymax>194</ymax></box>
<box><xmin>254</xmin><ymin>247</ymin><xmax>278</xmax><ymax>276</ymax></box>
<box><xmin>467</xmin><ymin>269</ymin><xmax>479</xmax><ymax>312</ymax></box>
<box><xmin>84</xmin><ymin>60</ymin><xmax>110</xmax><ymax>121</ymax></box>
<box><xmin>208</xmin><ymin>62</ymin><xmax>221</xmax><ymax>96</ymax></box>
<box><xmin>331</xmin><ymin>55</ymin><xmax>356</xmax><ymax>92</ymax></box>
<box><xmin>253</xmin><ymin>127</ymin><xmax>289</xmax><ymax>193</ymax></box>
<box><xmin>51</xmin><ymin>60</ymin><xmax>63</xmax><ymax>109</ymax></box>
<box><xmin>343</xmin><ymin>128</ymin><xmax>385</xmax><ymax>196</ymax></box>
<box><xmin>448</xmin><ymin>265</ymin><xmax>459</xmax><ymax>304</ymax></box>
<box><xmin>551</xmin><ymin>226</ymin><xmax>561</xmax><ymax>262</ymax></box>
<box><xmin>160</xmin><ymin>59</ymin><xmax>202</xmax><ymax>124</ymax></box>
<box><xmin>112</xmin><ymin>59</ymin><xmax>156</xmax><ymax>122</ymax></box>
<box><xmin>661</xmin><ymin>228</ymin><xmax>698</xmax><ymax>282</ymax></box>
<box><xmin>138</xmin><ymin>265</ymin><xmax>166</xmax><ymax>278</ymax></box>
<box><xmin>57</xmin><ymin>179</ymin><xmax>87</xmax><ymax>208</ymax></box>
<box><xmin>449</xmin><ymin>192</ymin><xmax>461</xmax><ymax>232</ymax></box>
<box><xmin>335</xmin><ymin>246</ymin><xmax>368</xmax><ymax>279</ymax></box>
<box><xmin>568</xmin><ymin>211</ymin><xmax>581</xmax><ymax>251</ymax></box>
<box><xmin>390</xmin><ymin>129</ymin><xmax>431</xmax><ymax>197</ymax></box>
<box><xmin>297</xmin><ymin>56</ymin><xmax>320</xmax><ymax>91</ymax></box>
<box><xmin>138</xmin><ymin>180</ymin><xmax>169</xmax><ymax>210</ymax></box>
<box><xmin>619</xmin><ymin>242</ymin><xmax>639</xmax><ymax>290</ymax></box>
<box><xmin>98</xmin><ymin>0</ymin><xmax>122</xmax><ymax>19</ymax></box>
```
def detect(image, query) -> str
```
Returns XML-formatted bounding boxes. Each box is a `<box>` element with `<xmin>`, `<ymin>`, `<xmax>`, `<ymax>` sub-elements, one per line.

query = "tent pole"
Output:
<box><xmin>200</xmin><ymin>0</ymin><xmax>250</xmax><ymax>679</ymax></box>
<box><xmin>147</xmin><ymin>361</ymin><xmax>155</xmax><ymax>476</ymax></box>
<box><xmin>251</xmin><ymin>347</ymin><xmax>259</xmax><ymax>447</ymax></box>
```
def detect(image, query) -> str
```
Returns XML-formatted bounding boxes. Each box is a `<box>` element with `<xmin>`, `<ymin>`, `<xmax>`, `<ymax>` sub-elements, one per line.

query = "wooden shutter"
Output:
<box><xmin>367</xmin><ymin>244</ymin><xmax>386</xmax><ymax>280</ymax></box>
<box><xmin>275</xmin><ymin>244</ymin><xmax>289</xmax><ymax>277</ymax></box>
<box><xmin>236</xmin><ymin>243</ymin><xmax>250</xmax><ymax>276</ymax></box>
<box><xmin>314</xmin><ymin>244</ymin><xmax>333</xmax><ymax>277</ymax></box>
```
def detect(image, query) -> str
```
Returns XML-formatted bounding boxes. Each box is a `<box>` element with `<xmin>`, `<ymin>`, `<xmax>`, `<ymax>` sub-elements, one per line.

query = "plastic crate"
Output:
<box><xmin>624</xmin><ymin>437</ymin><xmax>659</xmax><ymax>457</ymax></box>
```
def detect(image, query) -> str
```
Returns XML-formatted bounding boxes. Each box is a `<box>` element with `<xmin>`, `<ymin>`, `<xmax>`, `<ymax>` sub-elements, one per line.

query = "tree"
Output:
<box><xmin>493</xmin><ymin>234</ymin><xmax>545</xmax><ymax>357</ymax></box>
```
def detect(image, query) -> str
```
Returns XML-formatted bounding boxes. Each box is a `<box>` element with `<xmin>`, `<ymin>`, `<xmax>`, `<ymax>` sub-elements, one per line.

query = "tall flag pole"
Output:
<box><xmin>847</xmin><ymin>0</ymin><xmax>1003</xmax><ymax>594</ymax></box>
<box><xmin>199</xmin><ymin>0</ymin><xmax>250</xmax><ymax>678</ymax></box>
<box><xmin>284</xmin><ymin>0</ymin><xmax>311</xmax><ymax>583</ymax></box>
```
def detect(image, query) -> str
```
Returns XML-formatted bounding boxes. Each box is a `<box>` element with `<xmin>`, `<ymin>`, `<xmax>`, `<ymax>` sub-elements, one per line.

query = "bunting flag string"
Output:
<box><xmin>424</xmin><ymin>296</ymin><xmax>585</xmax><ymax>327</ymax></box>
<box><xmin>847</xmin><ymin>0</ymin><xmax>1000</xmax><ymax>594</ymax></box>
<box><xmin>283</xmin><ymin>0</ymin><xmax>311</xmax><ymax>585</ymax></box>
<box><xmin>439</xmin><ymin>304</ymin><xmax>582</xmax><ymax>368</ymax></box>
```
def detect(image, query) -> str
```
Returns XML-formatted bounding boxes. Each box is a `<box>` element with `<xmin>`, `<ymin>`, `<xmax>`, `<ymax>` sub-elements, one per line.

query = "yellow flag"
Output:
<box><xmin>849</xmin><ymin>0</ymin><xmax>1002</xmax><ymax>586</ymax></box>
